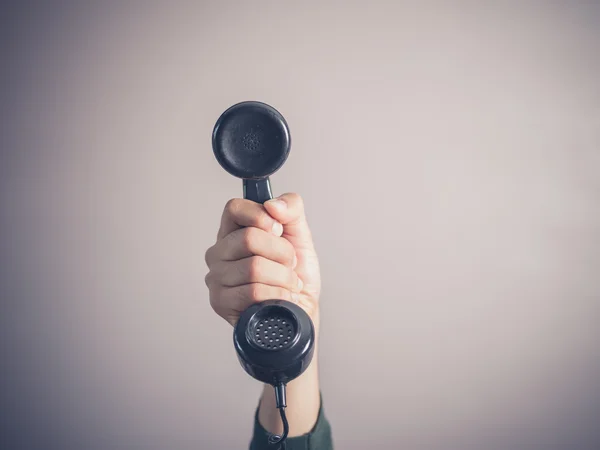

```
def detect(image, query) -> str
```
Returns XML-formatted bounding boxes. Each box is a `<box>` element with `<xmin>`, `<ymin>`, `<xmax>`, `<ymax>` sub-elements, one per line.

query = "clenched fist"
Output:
<box><xmin>204</xmin><ymin>193</ymin><xmax>321</xmax><ymax>333</ymax></box>
<box><xmin>205</xmin><ymin>192</ymin><xmax>325</xmax><ymax>438</ymax></box>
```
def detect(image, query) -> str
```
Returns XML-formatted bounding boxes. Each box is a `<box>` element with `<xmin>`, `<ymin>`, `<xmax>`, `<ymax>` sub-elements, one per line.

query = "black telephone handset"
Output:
<box><xmin>211</xmin><ymin>101</ymin><xmax>316</xmax><ymax>448</ymax></box>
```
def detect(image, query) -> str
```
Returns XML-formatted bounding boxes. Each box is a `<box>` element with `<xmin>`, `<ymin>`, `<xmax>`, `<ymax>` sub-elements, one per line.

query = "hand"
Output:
<box><xmin>204</xmin><ymin>192</ymin><xmax>323</xmax><ymax>437</ymax></box>
<box><xmin>204</xmin><ymin>193</ymin><xmax>321</xmax><ymax>332</ymax></box>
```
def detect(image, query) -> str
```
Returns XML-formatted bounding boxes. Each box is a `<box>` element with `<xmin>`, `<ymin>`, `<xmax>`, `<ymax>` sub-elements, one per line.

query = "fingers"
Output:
<box><xmin>205</xmin><ymin>227</ymin><xmax>297</xmax><ymax>267</ymax></box>
<box><xmin>263</xmin><ymin>193</ymin><xmax>314</xmax><ymax>249</ymax></box>
<box><xmin>209</xmin><ymin>256</ymin><xmax>303</xmax><ymax>292</ymax></box>
<box><xmin>206</xmin><ymin>195</ymin><xmax>308</xmax><ymax>327</ymax></box>
<box><xmin>211</xmin><ymin>283</ymin><xmax>298</xmax><ymax>317</ymax></box>
<box><xmin>217</xmin><ymin>198</ymin><xmax>283</xmax><ymax>241</ymax></box>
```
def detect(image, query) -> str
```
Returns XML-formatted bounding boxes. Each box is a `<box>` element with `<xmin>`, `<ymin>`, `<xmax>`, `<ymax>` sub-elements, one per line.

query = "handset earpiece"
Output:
<box><xmin>212</xmin><ymin>101</ymin><xmax>315</xmax><ymax>448</ymax></box>
<box><xmin>212</xmin><ymin>100</ymin><xmax>291</xmax><ymax>204</ymax></box>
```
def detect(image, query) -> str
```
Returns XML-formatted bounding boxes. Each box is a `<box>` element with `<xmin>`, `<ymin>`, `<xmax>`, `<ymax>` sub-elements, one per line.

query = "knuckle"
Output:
<box><xmin>241</xmin><ymin>227</ymin><xmax>258</xmax><ymax>251</ymax></box>
<box><xmin>247</xmin><ymin>256</ymin><xmax>263</xmax><ymax>280</ymax></box>
<box><xmin>204</xmin><ymin>246</ymin><xmax>213</xmax><ymax>266</ymax></box>
<box><xmin>204</xmin><ymin>271</ymin><xmax>213</xmax><ymax>287</ymax></box>
<box><xmin>224</xmin><ymin>198</ymin><xmax>242</xmax><ymax>216</ymax></box>
<box><xmin>247</xmin><ymin>283</ymin><xmax>263</xmax><ymax>301</ymax></box>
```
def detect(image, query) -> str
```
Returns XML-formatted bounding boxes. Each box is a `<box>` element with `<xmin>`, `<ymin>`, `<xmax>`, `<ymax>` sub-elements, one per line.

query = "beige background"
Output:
<box><xmin>1</xmin><ymin>1</ymin><xmax>599</xmax><ymax>449</ymax></box>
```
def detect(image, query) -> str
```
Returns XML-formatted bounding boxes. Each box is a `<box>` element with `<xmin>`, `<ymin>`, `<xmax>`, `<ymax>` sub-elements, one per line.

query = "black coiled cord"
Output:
<box><xmin>267</xmin><ymin>405</ymin><xmax>289</xmax><ymax>449</ymax></box>
<box><xmin>267</xmin><ymin>382</ymin><xmax>289</xmax><ymax>449</ymax></box>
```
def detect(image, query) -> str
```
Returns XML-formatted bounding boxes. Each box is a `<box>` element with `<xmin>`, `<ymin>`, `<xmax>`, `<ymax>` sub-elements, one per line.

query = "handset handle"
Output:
<box><xmin>243</xmin><ymin>178</ymin><xmax>273</xmax><ymax>204</ymax></box>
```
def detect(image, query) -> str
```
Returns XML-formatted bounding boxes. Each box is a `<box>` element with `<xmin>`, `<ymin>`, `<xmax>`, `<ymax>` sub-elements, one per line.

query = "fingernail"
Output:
<box><xmin>272</xmin><ymin>221</ymin><xmax>283</xmax><ymax>236</ymax></box>
<box><xmin>292</xmin><ymin>254</ymin><xmax>298</xmax><ymax>269</ymax></box>
<box><xmin>297</xmin><ymin>277</ymin><xmax>303</xmax><ymax>292</ymax></box>
<box><xmin>267</xmin><ymin>199</ymin><xmax>287</xmax><ymax>212</ymax></box>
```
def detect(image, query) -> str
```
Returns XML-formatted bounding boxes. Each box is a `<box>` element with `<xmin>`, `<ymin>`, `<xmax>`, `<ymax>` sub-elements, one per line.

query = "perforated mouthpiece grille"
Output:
<box><xmin>250</xmin><ymin>313</ymin><xmax>296</xmax><ymax>351</ymax></box>
<box><xmin>242</xmin><ymin>131</ymin><xmax>261</xmax><ymax>153</ymax></box>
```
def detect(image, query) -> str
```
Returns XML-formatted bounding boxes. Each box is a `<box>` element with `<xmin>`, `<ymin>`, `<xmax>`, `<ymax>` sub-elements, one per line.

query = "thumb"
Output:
<box><xmin>264</xmin><ymin>193</ymin><xmax>314</xmax><ymax>249</ymax></box>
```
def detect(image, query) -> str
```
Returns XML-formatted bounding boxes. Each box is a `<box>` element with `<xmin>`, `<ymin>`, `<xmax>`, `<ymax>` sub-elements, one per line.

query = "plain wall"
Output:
<box><xmin>1</xmin><ymin>2</ymin><xmax>599</xmax><ymax>449</ymax></box>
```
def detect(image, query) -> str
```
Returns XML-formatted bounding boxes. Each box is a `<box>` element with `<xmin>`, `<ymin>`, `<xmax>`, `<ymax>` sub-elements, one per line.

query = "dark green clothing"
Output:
<box><xmin>249</xmin><ymin>394</ymin><xmax>333</xmax><ymax>450</ymax></box>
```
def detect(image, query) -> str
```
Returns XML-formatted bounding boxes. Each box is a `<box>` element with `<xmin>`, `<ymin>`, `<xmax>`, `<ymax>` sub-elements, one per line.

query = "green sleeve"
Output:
<box><xmin>249</xmin><ymin>393</ymin><xmax>333</xmax><ymax>450</ymax></box>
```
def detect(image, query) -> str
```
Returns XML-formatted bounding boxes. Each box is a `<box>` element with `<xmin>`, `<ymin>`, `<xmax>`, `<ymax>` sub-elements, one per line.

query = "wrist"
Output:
<box><xmin>258</xmin><ymin>347</ymin><xmax>320</xmax><ymax>437</ymax></box>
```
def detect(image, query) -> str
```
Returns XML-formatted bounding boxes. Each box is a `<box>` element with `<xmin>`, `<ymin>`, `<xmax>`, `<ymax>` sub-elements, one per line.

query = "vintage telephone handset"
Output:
<box><xmin>211</xmin><ymin>101</ymin><xmax>316</xmax><ymax>448</ymax></box>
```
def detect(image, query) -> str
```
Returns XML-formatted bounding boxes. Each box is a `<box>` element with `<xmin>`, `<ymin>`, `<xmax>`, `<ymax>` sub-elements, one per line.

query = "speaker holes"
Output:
<box><xmin>242</xmin><ymin>131</ymin><xmax>261</xmax><ymax>152</ymax></box>
<box><xmin>251</xmin><ymin>312</ymin><xmax>296</xmax><ymax>350</ymax></box>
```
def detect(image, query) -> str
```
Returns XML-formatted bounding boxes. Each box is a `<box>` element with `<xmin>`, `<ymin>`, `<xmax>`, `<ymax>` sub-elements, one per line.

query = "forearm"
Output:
<box><xmin>258</xmin><ymin>351</ymin><xmax>321</xmax><ymax>437</ymax></box>
<box><xmin>251</xmin><ymin>307</ymin><xmax>332</xmax><ymax>449</ymax></box>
